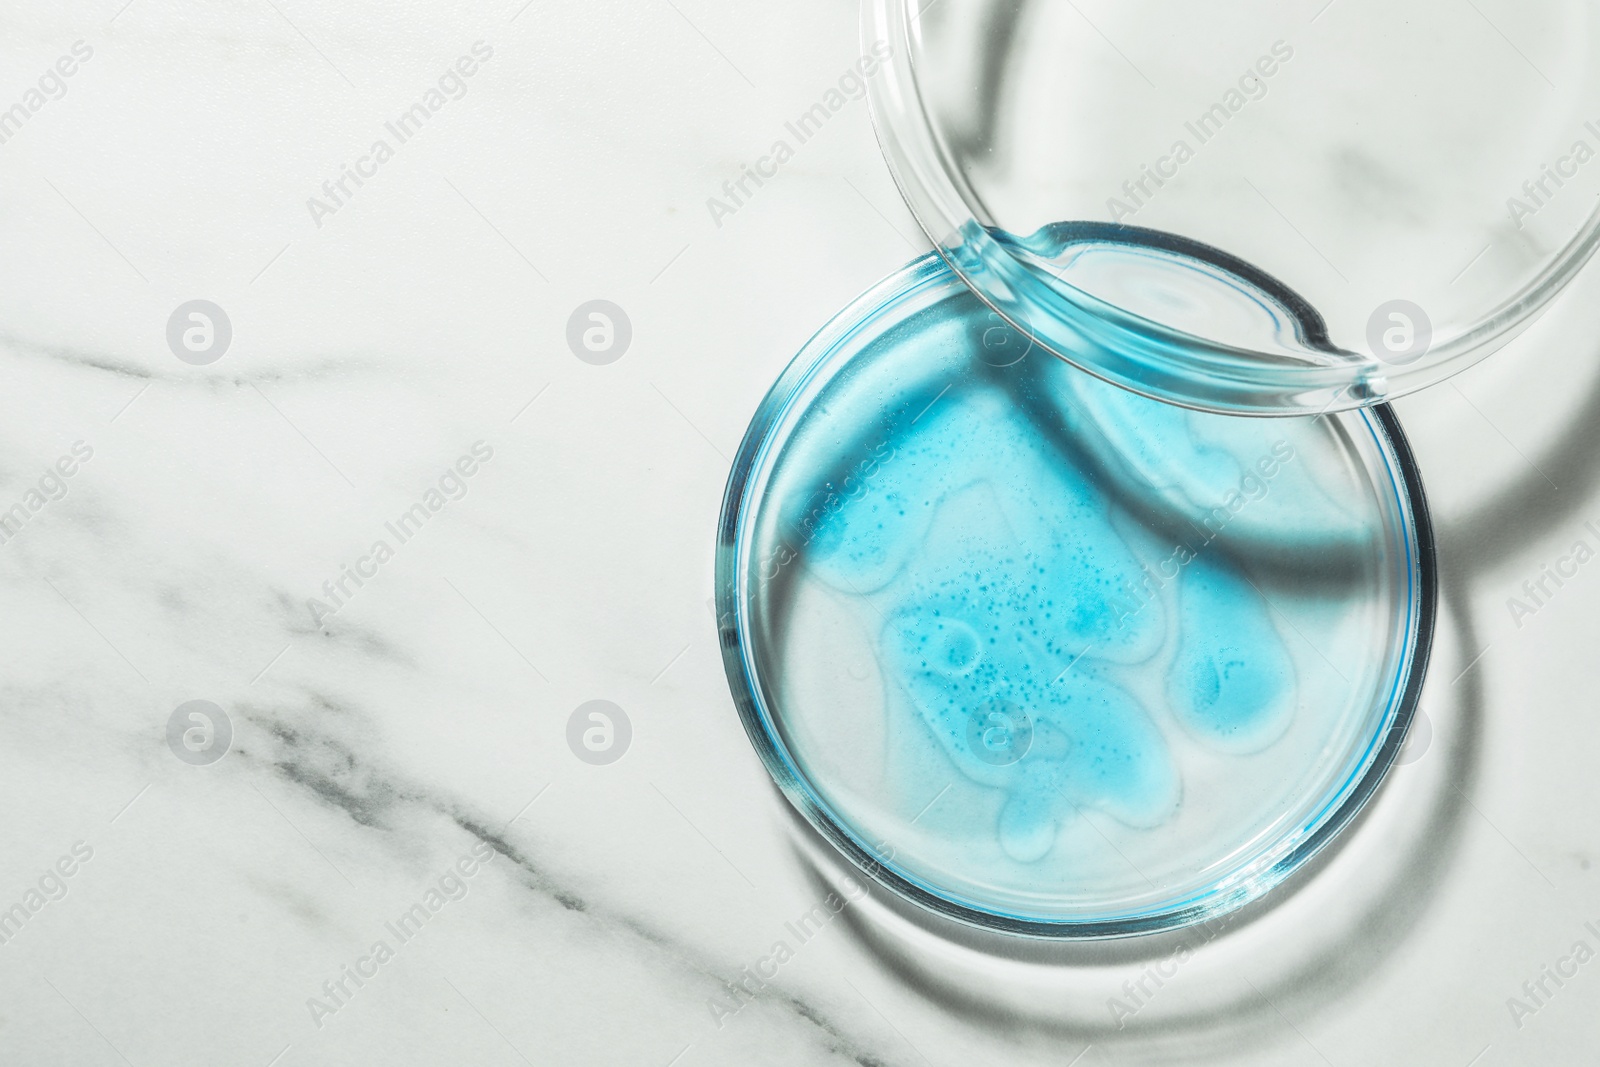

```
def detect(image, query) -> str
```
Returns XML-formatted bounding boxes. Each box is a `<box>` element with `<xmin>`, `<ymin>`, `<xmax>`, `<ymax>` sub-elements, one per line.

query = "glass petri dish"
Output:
<box><xmin>864</xmin><ymin>0</ymin><xmax>1600</xmax><ymax>414</ymax></box>
<box><xmin>716</xmin><ymin>246</ymin><xmax>1436</xmax><ymax>937</ymax></box>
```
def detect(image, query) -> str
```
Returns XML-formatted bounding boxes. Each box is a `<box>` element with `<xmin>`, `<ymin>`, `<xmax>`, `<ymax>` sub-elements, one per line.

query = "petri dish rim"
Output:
<box><xmin>861</xmin><ymin>0</ymin><xmax>1600</xmax><ymax>416</ymax></box>
<box><xmin>716</xmin><ymin>253</ymin><xmax>1439</xmax><ymax>939</ymax></box>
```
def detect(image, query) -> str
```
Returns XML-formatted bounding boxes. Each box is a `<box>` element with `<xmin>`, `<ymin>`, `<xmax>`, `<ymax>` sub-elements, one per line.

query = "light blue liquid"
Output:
<box><xmin>805</xmin><ymin>382</ymin><xmax>1308</xmax><ymax>862</ymax></box>
<box><xmin>742</xmin><ymin>257</ymin><xmax>1416</xmax><ymax>923</ymax></box>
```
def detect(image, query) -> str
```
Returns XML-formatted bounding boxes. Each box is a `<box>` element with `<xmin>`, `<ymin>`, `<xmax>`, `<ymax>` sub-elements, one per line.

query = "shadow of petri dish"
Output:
<box><xmin>716</xmin><ymin>237</ymin><xmax>1436</xmax><ymax>939</ymax></box>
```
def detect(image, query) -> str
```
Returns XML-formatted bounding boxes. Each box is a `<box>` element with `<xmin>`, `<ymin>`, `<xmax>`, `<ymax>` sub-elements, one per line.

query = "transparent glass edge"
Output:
<box><xmin>861</xmin><ymin>0</ymin><xmax>1600</xmax><ymax>415</ymax></box>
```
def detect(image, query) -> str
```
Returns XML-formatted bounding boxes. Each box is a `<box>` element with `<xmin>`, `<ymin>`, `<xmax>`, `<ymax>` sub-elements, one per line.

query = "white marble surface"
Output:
<box><xmin>1</xmin><ymin>1</ymin><xmax>1599</xmax><ymax>1065</ymax></box>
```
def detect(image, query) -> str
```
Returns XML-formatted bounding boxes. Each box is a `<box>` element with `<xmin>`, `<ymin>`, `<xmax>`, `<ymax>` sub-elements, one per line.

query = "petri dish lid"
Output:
<box><xmin>864</xmin><ymin>0</ymin><xmax>1600</xmax><ymax>414</ymax></box>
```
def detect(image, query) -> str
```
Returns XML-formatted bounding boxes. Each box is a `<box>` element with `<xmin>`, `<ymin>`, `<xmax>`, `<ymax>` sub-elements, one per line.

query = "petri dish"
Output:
<box><xmin>864</xmin><ymin>0</ymin><xmax>1600</xmax><ymax>414</ymax></box>
<box><xmin>716</xmin><ymin>242</ymin><xmax>1435</xmax><ymax>936</ymax></box>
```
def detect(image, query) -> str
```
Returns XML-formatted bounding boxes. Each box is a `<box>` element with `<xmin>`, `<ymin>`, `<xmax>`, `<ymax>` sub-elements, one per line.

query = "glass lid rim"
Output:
<box><xmin>860</xmin><ymin>0</ymin><xmax>1600</xmax><ymax>416</ymax></box>
<box><xmin>715</xmin><ymin>251</ymin><xmax>1440</xmax><ymax>939</ymax></box>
